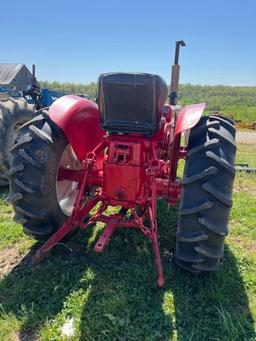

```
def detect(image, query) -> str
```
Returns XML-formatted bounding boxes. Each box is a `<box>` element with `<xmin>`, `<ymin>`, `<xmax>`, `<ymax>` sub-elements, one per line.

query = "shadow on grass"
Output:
<box><xmin>0</xmin><ymin>242</ymin><xmax>86</xmax><ymax>340</ymax></box>
<box><xmin>0</xmin><ymin>201</ymin><xmax>255</xmax><ymax>340</ymax></box>
<box><xmin>171</xmin><ymin>246</ymin><xmax>255</xmax><ymax>340</ymax></box>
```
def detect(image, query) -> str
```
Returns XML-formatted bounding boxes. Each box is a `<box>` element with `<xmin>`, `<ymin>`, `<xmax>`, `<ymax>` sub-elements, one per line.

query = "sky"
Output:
<box><xmin>2</xmin><ymin>0</ymin><xmax>256</xmax><ymax>86</ymax></box>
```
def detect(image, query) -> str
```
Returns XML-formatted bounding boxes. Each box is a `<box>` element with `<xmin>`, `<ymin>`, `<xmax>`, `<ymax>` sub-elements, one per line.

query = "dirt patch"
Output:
<box><xmin>12</xmin><ymin>330</ymin><xmax>39</xmax><ymax>341</ymax></box>
<box><xmin>236</xmin><ymin>131</ymin><xmax>256</xmax><ymax>145</ymax></box>
<box><xmin>230</xmin><ymin>236</ymin><xmax>256</xmax><ymax>253</ymax></box>
<box><xmin>234</xmin><ymin>184</ymin><xmax>256</xmax><ymax>197</ymax></box>
<box><xmin>0</xmin><ymin>245</ymin><xmax>29</xmax><ymax>278</ymax></box>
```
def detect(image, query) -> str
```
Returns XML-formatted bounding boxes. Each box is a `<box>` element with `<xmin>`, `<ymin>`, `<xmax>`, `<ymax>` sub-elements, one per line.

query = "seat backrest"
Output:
<box><xmin>98</xmin><ymin>72</ymin><xmax>168</xmax><ymax>136</ymax></box>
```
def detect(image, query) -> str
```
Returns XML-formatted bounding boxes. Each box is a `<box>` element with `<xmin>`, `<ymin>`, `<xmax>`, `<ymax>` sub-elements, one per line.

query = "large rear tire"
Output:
<box><xmin>175</xmin><ymin>114</ymin><xmax>236</xmax><ymax>272</ymax></box>
<box><xmin>0</xmin><ymin>98</ymin><xmax>36</xmax><ymax>186</ymax></box>
<box><xmin>8</xmin><ymin>111</ymin><xmax>81</xmax><ymax>240</ymax></box>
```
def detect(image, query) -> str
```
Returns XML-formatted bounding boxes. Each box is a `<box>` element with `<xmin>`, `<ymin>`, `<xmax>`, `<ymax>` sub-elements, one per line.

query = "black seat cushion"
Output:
<box><xmin>98</xmin><ymin>72</ymin><xmax>168</xmax><ymax>136</ymax></box>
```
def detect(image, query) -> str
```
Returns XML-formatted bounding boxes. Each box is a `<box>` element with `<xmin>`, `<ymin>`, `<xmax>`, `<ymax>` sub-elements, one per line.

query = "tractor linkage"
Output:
<box><xmin>32</xmin><ymin>134</ymin><xmax>184</xmax><ymax>287</ymax></box>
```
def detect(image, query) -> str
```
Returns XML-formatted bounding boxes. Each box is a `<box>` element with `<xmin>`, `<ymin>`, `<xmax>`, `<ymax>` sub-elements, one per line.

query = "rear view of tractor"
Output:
<box><xmin>8</xmin><ymin>42</ymin><xmax>236</xmax><ymax>286</ymax></box>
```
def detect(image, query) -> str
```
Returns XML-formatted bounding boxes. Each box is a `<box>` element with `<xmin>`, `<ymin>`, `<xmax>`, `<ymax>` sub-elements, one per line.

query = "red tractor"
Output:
<box><xmin>8</xmin><ymin>42</ymin><xmax>236</xmax><ymax>287</ymax></box>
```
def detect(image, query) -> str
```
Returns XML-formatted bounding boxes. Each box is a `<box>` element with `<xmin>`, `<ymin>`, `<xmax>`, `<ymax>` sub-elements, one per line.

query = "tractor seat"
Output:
<box><xmin>98</xmin><ymin>72</ymin><xmax>168</xmax><ymax>136</ymax></box>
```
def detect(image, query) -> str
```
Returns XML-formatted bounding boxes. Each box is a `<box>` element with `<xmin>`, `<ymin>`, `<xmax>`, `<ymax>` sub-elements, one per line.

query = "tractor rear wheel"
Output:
<box><xmin>175</xmin><ymin>114</ymin><xmax>236</xmax><ymax>272</ymax></box>
<box><xmin>8</xmin><ymin>111</ymin><xmax>81</xmax><ymax>240</ymax></box>
<box><xmin>0</xmin><ymin>97</ymin><xmax>36</xmax><ymax>186</ymax></box>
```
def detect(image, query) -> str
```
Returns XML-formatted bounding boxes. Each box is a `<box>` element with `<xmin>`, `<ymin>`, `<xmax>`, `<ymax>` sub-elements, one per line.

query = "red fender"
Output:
<box><xmin>174</xmin><ymin>103</ymin><xmax>206</xmax><ymax>136</ymax></box>
<box><xmin>48</xmin><ymin>95</ymin><xmax>105</xmax><ymax>163</ymax></box>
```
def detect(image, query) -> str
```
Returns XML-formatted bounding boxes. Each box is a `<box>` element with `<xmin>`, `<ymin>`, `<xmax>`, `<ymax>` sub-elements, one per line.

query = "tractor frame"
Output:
<box><xmin>32</xmin><ymin>93</ymin><xmax>205</xmax><ymax>287</ymax></box>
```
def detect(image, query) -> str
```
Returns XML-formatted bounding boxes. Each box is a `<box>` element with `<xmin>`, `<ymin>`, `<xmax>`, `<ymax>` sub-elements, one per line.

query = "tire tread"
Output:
<box><xmin>176</xmin><ymin>114</ymin><xmax>236</xmax><ymax>272</ymax></box>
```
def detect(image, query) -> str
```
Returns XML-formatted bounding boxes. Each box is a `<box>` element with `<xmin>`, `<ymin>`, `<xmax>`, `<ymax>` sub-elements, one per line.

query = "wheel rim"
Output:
<box><xmin>56</xmin><ymin>144</ymin><xmax>82</xmax><ymax>216</ymax></box>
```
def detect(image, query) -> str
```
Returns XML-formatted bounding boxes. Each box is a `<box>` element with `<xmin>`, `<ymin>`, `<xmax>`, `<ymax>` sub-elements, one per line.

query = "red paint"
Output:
<box><xmin>34</xmin><ymin>97</ymin><xmax>204</xmax><ymax>287</ymax></box>
<box><xmin>49</xmin><ymin>95</ymin><xmax>105</xmax><ymax>165</ymax></box>
<box><xmin>174</xmin><ymin>103</ymin><xmax>206</xmax><ymax>136</ymax></box>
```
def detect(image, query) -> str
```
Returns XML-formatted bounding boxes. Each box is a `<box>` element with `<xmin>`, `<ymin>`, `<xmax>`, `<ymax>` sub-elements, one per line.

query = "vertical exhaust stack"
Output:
<box><xmin>169</xmin><ymin>40</ymin><xmax>186</xmax><ymax>105</ymax></box>
<box><xmin>29</xmin><ymin>64</ymin><xmax>42</xmax><ymax>110</ymax></box>
<box><xmin>32</xmin><ymin>64</ymin><xmax>37</xmax><ymax>87</ymax></box>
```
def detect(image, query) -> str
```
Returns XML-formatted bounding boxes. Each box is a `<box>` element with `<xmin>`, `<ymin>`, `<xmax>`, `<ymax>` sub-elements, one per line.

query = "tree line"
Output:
<box><xmin>39</xmin><ymin>81</ymin><xmax>256</xmax><ymax>123</ymax></box>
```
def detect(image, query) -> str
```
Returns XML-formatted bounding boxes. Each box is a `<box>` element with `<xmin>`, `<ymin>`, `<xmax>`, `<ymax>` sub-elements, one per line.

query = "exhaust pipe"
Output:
<box><xmin>169</xmin><ymin>40</ymin><xmax>186</xmax><ymax>105</ymax></box>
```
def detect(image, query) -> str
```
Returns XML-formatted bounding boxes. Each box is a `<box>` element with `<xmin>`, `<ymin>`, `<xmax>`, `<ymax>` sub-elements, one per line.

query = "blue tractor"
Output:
<box><xmin>0</xmin><ymin>63</ymin><xmax>87</xmax><ymax>185</ymax></box>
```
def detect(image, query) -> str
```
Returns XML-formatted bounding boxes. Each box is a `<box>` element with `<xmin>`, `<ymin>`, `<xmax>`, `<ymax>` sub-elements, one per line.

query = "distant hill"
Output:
<box><xmin>179</xmin><ymin>84</ymin><xmax>256</xmax><ymax>123</ymax></box>
<box><xmin>40</xmin><ymin>81</ymin><xmax>256</xmax><ymax>123</ymax></box>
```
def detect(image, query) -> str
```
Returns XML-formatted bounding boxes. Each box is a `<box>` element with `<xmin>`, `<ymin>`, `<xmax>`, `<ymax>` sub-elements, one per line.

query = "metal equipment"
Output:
<box><xmin>235</xmin><ymin>163</ymin><xmax>256</xmax><ymax>173</ymax></box>
<box><xmin>8</xmin><ymin>42</ymin><xmax>237</xmax><ymax>286</ymax></box>
<box><xmin>0</xmin><ymin>64</ymin><xmax>90</xmax><ymax>185</ymax></box>
<box><xmin>0</xmin><ymin>64</ymin><xmax>89</xmax><ymax>109</ymax></box>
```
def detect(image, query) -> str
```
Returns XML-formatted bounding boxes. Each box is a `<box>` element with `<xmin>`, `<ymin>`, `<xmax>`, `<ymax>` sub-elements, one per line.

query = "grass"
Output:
<box><xmin>0</xmin><ymin>141</ymin><xmax>255</xmax><ymax>340</ymax></box>
<box><xmin>203</xmin><ymin>108</ymin><xmax>256</xmax><ymax>123</ymax></box>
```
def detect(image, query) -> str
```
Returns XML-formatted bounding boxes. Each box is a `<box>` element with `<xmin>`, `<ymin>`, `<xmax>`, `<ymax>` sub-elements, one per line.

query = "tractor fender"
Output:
<box><xmin>48</xmin><ymin>95</ymin><xmax>105</xmax><ymax>162</ymax></box>
<box><xmin>174</xmin><ymin>103</ymin><xmax>206</xmax><ymax>136</ymax></box>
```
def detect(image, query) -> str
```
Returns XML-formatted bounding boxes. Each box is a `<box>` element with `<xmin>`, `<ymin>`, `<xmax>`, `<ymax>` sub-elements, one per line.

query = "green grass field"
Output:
<box><xmin>0</xmin><ymin>141</ymin><xmax>255</xmax><ymax>341</ymax></box>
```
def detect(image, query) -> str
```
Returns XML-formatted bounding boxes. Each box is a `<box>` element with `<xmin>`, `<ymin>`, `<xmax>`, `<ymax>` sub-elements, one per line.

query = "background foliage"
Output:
<box><xmin>40</xmin><ymin>81</ymin><xmax>256</xmax><ymax>123</ymax></box>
